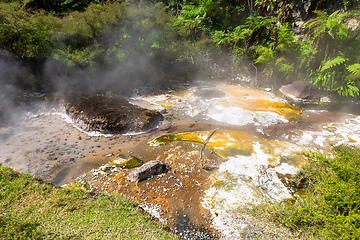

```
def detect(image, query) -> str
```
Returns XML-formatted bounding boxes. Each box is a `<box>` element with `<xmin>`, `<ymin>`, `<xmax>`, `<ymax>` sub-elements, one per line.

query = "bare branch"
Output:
<box><xmin>200</xmin><ymin>128</ymin><xmax>220</xmax><ymax>160</ymax></box>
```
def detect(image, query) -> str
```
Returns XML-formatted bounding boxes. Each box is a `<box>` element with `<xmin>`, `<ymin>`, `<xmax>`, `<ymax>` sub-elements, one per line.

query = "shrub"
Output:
<box><xmin>252</xmin><ymin>145</ymin><xmax>360</xmax><ymax>239</ymax></box>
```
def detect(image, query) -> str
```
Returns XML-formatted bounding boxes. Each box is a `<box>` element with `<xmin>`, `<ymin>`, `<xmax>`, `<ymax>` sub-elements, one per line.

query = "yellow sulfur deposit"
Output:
<box><xmin>152</xmin><ymin>130</ymin><xmax>277</xmax><ymax>160</ymax></box>
<box><xmin>219</xmin><ymin>85</ymin><xmax>302</xmax><ymax>122</ymax></box>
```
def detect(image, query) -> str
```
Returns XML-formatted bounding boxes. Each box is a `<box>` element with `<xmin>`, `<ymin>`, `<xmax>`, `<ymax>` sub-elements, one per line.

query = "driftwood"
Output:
<box><xmin>200</xmin><ymin>128</ymin><xmax>219</xmax><ymax>160</ymax></box>
<box><xmin>250</xmin><ymin>63</ymin><xmax>258</xmax><ymax>86</ymax></box>
<box><xmin>257</xmin><ymin>165</ymin><xmax>275</xmax><ymax>200</ymax></box>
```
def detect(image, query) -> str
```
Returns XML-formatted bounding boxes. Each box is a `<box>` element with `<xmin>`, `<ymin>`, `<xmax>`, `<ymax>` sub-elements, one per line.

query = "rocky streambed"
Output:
<box><xmin>1</xmin><ymin>80</ymin><xmax>360</xmax><ymax>239</ymax></box>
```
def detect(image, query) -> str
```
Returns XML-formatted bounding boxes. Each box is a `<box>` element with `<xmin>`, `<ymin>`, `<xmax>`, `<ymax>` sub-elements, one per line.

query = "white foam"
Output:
<box><xmin>208</xmin><ymin>105</ymin><xmax>288</xmax><ymax>126</ymax></box>
<box><xmin>130</xmin><ymin>84</ymin><xmax>296</xmax><ymax>128</ymax></box>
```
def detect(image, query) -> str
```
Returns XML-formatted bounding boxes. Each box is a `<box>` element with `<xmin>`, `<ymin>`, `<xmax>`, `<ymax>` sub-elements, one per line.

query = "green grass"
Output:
<box><xmin>247</xmin><ymin>145</ymin><xmax>360</xmax><ymax>239</ymax></box>
<box><xmin>0</xmin><ymin>165</ymin><xmax>178</xmax><ymax>239</ymax></box>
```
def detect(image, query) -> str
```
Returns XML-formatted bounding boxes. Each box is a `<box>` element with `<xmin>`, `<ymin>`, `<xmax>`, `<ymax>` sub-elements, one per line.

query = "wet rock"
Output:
<box><xmin>127</xmin><ymin>160</ymin><xmax>170</xmax><ymax>182</ymax></box>
<box><xmin>202</xmin><ymin>166</ymin><xmax>218</xmax><ymax>171</ymax></box>
<box><xmin>63</xmin><ymin>93</ymin><xmax>163</xmax><ymax>134</ymax></box>
<box><xmin>280</xmin><ymin>80</ymin><xmax>321</xmax><ymax>102</ymax></box>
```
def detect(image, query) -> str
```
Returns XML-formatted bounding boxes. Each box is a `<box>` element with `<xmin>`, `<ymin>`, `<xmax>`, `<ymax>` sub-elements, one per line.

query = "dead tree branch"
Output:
<box><xmin>200</xmin><ymin>128</ymin><xmax>219</xmax><ymax>160</ymax></box>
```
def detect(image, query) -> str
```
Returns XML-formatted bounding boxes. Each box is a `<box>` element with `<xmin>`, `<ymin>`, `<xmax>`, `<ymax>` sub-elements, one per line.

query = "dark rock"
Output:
<box><xmin>202</xmin><ymin>166</ymin><xmax>218</xmax><ymax>171</ymax></box>
<box><xmin>63</xmin><ymin>93</ymin><xmax>163</xmax><ymax>134</ymax></box>
<box><xmin>280</xmin><ymin>80</ymin><xmax>321</xmax><ymax>102</ymax></box>
<box><xmin>291</xmin><ymin>0</ymin><xmax>353</xmax><ymax>22</ymax></box>
<box><xmin>288</xmin><ymin>1</ymin><xmax>355</xmax><ymax>34</ymax></box>
<box><xmin>127</xmin><ymin>160</ymin><xmax>170</xmax><ymax>182</ymax></box>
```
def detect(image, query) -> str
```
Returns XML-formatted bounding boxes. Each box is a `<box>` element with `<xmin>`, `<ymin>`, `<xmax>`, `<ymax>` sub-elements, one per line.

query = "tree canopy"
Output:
<box><xmin>1</xmin><ymin>0</ymin><xmax>360</xmax><ymax>96</ymax></box>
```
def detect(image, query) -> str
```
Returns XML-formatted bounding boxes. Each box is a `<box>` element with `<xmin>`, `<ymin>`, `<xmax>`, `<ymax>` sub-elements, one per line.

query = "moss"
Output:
<box><xmin>114</xmin><ymin>156</ymin><xmax>144</xmax><ymax>169</ymax></box>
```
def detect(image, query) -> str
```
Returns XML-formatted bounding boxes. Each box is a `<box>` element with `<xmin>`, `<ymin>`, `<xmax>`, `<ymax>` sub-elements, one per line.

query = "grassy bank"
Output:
<box><xmin>247</xmin><ymin>145</ymin><xmax>360</xmax><ymax>239</ymax></box>
<box><xmin>0</xmin><ymin>165</ymin><xmax>178</xmax><ymax>239</ymax></box>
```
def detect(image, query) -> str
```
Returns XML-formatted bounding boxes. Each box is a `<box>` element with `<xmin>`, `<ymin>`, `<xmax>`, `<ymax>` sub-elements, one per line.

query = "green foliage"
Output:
<box><xmin>0</xmin><ymin>217</ymin><xmax>43</xmax><ymax>239</ymax></box>
<box><xmin>22</xmin><ymin>0</ymin><xmax>105</xmax><ymax>14</ymax></box>
<box><xmin>1</xmin><ymin>0</ymin><xmax>359</xmax><ymax>96</ymax></box>
<box><xmin>320</xmin><ymin>55</ymin><xmax>348</xmax><ymax>72</ymax></box>
<box><xmin>293</xmin><ymin>146</ymin><xmax>360</xmax><ymax>238</ymax></box>
<box><xmin>211</xmin><ymin>8</ymin><xmax>360</xmax><ymax>96</ymax></box>
<box><xmin>304</xmin><ymin>10</ymin><xmax>360</xmax><ymax>96</ymax></box>
<box><xmin>103</xmin><ymin>3</ymin><xmax>183</xmax><ymax>71</ymax></box>
<box><xmin>343</xmin><ymin>0</ymin><xmax>360</xmax><ymax>7</ymax></box>
<box><xmin>306</xmin><ymin>10</ymin><xmax>350</xmax><ymax>42</ymax></box>
<box><xmin>0</xmin><ymin>0</ymin><xmax>190</xmax><ymax>92</ymax></box>
<box><xmin>247</xmin><ymin>146</ymin><xmax>360</xmax><ymax>239</ymax></box>
<box><xmin>173</xmin><ymin>0</ymin><xmax>246</xmax><ymax>40</ymax></box>
<box><xmin>173</xmin><ymin>1</ymin><xmax>208</xmax><ymax>39</ymax></box>
<box><xmin>176</xmin><ymin>1</ymin><xmax>360</xmax><ymax>97</ymax></box>
<box><xmin>212</xmin><ymin>15</ymin><xmax>297</xmax><ymax>69</ymax></box>
<box><xmin>253</xmin><ymin>0</ymin><xmax>295</xmax><ymax>23</ymax></box>
<box><xmin>0</xmin><ymin>4</ymin><xmax>56</xmax><ymax>58</ymax></box>
<box><xmin>0</xmin><ymin>165</ymin><xmax>178</xmax><ymax>239</ymax></box>
<box><xmin>52</xmin><ymin>2</ymin><xmax>125</xmax><ymax>67</ymax></box>
<box><xmin>0</xmin><ymin>1</ymin><xmax>124</xmax><ymax>62</ymax></box>
<box><xmin>269</xmin><ymin>146</ymin><xmax>360</xmax><ymax>238</ymax></box>
<box><xmin>201</xmin><ymin>0</ymin><xmax>245</xmax><ymax>29</ymax></box>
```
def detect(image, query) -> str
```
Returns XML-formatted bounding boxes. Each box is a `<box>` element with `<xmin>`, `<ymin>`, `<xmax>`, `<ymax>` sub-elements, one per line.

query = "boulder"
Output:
<box><xmin>280</xmin><ymin>80</ymin><xmax>321</xmax><ymax>102</ymax></box>
<box><xmin>63</xmin><ymin>93</ymin><xmax>163</xmax><ymax>134</ymax></box>
<box><xmin>127</xmin><ymin>160</ymin><xmax>170</xmax><ymax>182</ymax></box>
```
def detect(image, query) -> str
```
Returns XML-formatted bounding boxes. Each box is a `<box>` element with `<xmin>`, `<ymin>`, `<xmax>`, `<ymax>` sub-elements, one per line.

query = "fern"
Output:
<box><xmin>245</xmin><ymin>16</ymin><xmax>277</xmax><ymax>32</ymax></box>
<box><xmin>254</xmin><ymin>45</ymin><xmax>273</xmax><ymax>64</ymax></box>
<box><xmin>305</xmin><ymin>10</ymin><xmax>349</xmax><ymax>41</ymax></box>
<box><xmin>335</xmin><ymin>81</ymin><xmax>360</xmax><ymax>97</ymax></box>
<box><xmin>299</xmin><ymin>41</ymin><xmax>317</xmax><ymax>67</ymax></box>
<box><xmin>231</xmin><ymin>25</ymin><xmax>253</xmax><ymax>41</ymax></box>
<box><xmin>212</xmin><ymin>30</ymin><xmax>226</xmax><ymax>45</ymax></box>
<box><xmin>347</xmin><ymin>63</ymin><xmax>360</xmax><ymax>77</ymax></box>
<box><xmin>275</xmin><ymin>57</ymin><xmax>294</xmax><ymax>76</ymax></box>
<box><xmin>312</xmin><ymin>71</ymin><xmax>332</xmax><ymax>87</ymax></box>
<box><xmin>321</xmin><ymin>55</ymin><xmax>348</xmax><ymax>72</ymax></box>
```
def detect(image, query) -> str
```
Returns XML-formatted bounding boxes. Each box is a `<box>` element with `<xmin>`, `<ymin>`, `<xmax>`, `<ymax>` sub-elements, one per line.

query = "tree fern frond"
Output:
<box><xmin>346</xmin><ymin>64</ymin><xmax>360</xmax><ymax>81</ymax></box>
<box><xmin>321</xmin><ymin>56</ymin><xmax>347</xmax><ymax>72</ymax></box>
<box><xmin>231</xmin><ymin>25</ymin><xmax>252</xmax><ymax>40</ymax></box>
<box><xmin>347</xmin><ymin>63</ymin><xmax>360</xmax><ymax>75</ymax></box>
<box><xmin>335</xmin><ymin>81</ymin><xmax>360</xmax><ymax>97</ymax></box>
<box><xmin>313</xmin><ymin>10</ymin><xmax>328</xmax><ymax>20</ymax></box>
<box><xmin>329</xmin><ymin>10</ymin><xmax>341</xmax><ymax>19</ymax></box>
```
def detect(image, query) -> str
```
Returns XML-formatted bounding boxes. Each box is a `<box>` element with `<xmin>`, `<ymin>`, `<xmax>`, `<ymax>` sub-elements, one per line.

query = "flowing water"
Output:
<box><xmin>1</xmin><ymin>79</ymin><xmax>360</xmax><ymax>239</ymax></box>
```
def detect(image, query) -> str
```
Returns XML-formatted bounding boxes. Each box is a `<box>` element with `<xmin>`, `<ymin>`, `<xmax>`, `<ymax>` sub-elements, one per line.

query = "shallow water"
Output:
<box><xmin>0</xmin><ymin>103</ymin><xmax>160</xmax><ymax>184</ymax></box>
<box><xmin>1</xmin><ymin>80</ymin><xmax>359</xmax><ymax>239</ymax></box>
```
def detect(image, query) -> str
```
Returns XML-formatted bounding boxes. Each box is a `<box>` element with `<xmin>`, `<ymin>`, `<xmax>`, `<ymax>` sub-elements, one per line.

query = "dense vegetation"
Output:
<box><xmin>169</xmin><ymin>0</ymin><xmax>360</xmax><ymax>96</ymax></box>
<box><xmin>0</xmin><ymin>165</ymin><xmax>177</xmax><ymax>239</ymax></box>
<box><xmin>0</xmin><ymin>0</ymin><xmax>192</xmax><ymax>95</ymax></box>
<box><xmin>249</xmin><ymin>145</ymin><xmax>360</xmax><ymax>239</ymax></box>
<box><xmin>1</xmin><ymin>0</ymin><xmax>360</xmax><ymax>96</ymax></box>
<box><xmin>2</xmin><ymin>1</ymin><xmax>360</xmax><ymax>239</ymax></box>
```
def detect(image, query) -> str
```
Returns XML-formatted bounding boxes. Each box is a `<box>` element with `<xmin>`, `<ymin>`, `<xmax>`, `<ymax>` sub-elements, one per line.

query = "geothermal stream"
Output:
<box><xmin>1</xmin><ymin>79</ymin><xmax>360</xmax><ymax>239</ymax></box>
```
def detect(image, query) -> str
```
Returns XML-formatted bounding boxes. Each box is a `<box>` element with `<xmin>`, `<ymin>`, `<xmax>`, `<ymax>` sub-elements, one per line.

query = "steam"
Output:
<box><xmin>0</xmin><ymin>53</ymin><xmax>33</xmax><ymax>125</ymax></box>
<box><xmin>0</xmin><ymin>54</ymin><xmax>30</xmax><ymax>96</ymax></box>
<box><xmin>43</xmin><ymin>5</ymin><xmax>197</xmax><ymax>96</ymax></box>
<box><xmin>0</xmin><ymin>3</ymin><xmax>198</xmax><ymax>130</ymax></box>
